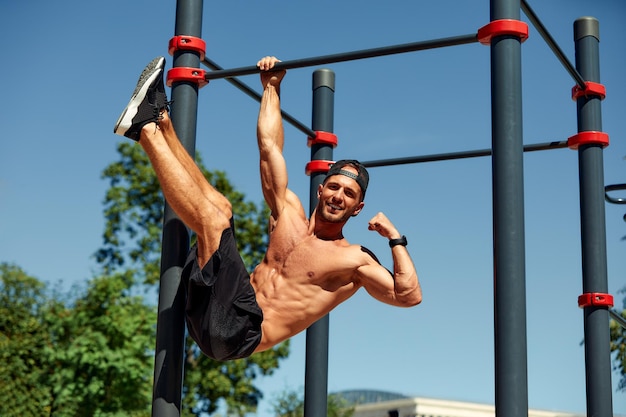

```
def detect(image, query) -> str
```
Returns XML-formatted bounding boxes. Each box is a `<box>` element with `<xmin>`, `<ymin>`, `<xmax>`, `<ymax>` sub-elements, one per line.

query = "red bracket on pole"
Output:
<box><xmin>168</xmin><ymin>35</ymin><xmax>206</xmax><ymax>60</ymax></box>
<box><xmin>167</xmin><ymin>36</ymin><xmax>208</xmax><ymax>87</ymax></box>
<box><xmin>578</xmin><ymin>292</ymin><xmax>614</xmax><ymax>308</ymax></box>
<box><xmin>477</xmin><ymin>19</ymin><xmax>529</xmax><ymax>45</ymax></box>
<box><xmin>307</xmin><ymin>131</ymin><xmax>338</xmax><ymax>148</ymax></box>
<box><xmin>571</xmin><ymin>81</ymin><xmax>606</xmax><ymax>101</ymax></box>
<box><xmin>567</xmin><ymin>131</ymin><xmax>609</xmax><ymax>150</ymax></box>
<box><xmin>305</xmin><ymin>160</ymin><xmax>334</xmax><ymax>176</ymax></box>
<box><xmin>166</xmin><ymin>67</ymin><xmax>208</xmax><ymax>88</ymax></box>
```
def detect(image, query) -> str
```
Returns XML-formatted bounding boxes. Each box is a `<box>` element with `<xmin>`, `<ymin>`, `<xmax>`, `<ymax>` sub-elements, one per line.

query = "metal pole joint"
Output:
<box><xmin>305</xmin><ymin>160</ymin><xmax>334</xmax><ymax>176</ymax></box>
<box><xmin>571</xmin><ymin>81</ymin><xmax>606</xmax><ymax>101</ymax></box>
<box><xmin>478</xmin><ymin>19</ymin><xmax>529</xmax><ymax>45</ymax></box>
<box><xmin>567</xmin><ymin>131</ymin><xmax>609</xmax><ymax>150</ymax></box>
<box><xmin>166</xmin><ymin>67</ymin><xmax>209</xmax><ymax>88</ymax></box>
<box><xmin>307</xmin><ymin>131</ymin><xmax>338</xmax><ymax>148</ymax></box>
<box><xmin>169</xmin><ymin>35</ymin><xmax>206</xmax><ymax>60</ymax></box>
<box><xmin>578</xmin><ymin>292</ymin><xmax>614</xmax><ymax>309</ymax></box>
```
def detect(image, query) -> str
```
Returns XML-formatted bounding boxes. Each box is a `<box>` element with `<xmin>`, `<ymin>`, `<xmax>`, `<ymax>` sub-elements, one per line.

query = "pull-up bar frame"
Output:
<box><xmin>195</xmin><ymin>0</ymin><xmax>588</xmax><ymax>140</ymax></box>
<box><xmin>521</xmin><ymin>0</ymin><xmax>587</xmax><ymax>88</ymax></box>
<box><xmin>201</xmin><ymin>56</ymin><xmax>316</xmax><ymax>137</ymax></box>
<box><xmin>202</xmin><ymin>34</ymin><xmax>479</xmax><ymax>81</ymax></box>
<box><xmin>151</xmin><ymin>2</ymin><xmax>615</xmax><ymax>417</ymax></box>
<box><xmin>361</xmin><ymin>140</ymin><xmax>568</xmax><ymax>168</ymax></box>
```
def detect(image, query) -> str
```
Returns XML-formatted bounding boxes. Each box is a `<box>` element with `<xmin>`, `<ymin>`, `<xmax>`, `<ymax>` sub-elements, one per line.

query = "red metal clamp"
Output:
<box><xmin>571</xmin><ymin>81</ymin><xmax>606</xmax><ymax>101</ymax></box>
<box><xmin>578</xmin><ymin>292</ymin><xmax>614</xmax><ymax>308</ymax></box>
<box><xmin>166</xmin><ymin>67</ymin><xmax>209</xmax><ymax>88</ymax></box>
<box><xmin>168</xmin><ymin>35</ymin><xmax>206</xmax><ymax>60</ymax></box>
<box><xmin>307</xmin><ymin>131</ymin><xmax>338</xmax><ymax>148</ymax></box>
<box><xmin>567</xmin><ymin>131</ymin><xmax>609</xmax><ymax>150</ymax></box>
<box><xmin>305</xmin><ymin>160</ymin><xmax>334</xmax><ymax>176</ymax></box>
<box><xmin>477</xmin><ymin>19</ymin><xmax>529</xmax><ymax>45</ymax></box>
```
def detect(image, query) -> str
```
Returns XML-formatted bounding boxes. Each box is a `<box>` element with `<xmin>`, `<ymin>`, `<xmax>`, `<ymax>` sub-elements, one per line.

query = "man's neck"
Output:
<box><xmin>309</xmin><ymin>209</ymin><xmax>346</xmax><ymax>241</ymax></box>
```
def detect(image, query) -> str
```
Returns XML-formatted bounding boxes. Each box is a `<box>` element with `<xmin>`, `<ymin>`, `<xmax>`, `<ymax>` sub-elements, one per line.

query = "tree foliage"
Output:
<box><xmin>270</xmin><ymin>388</ymin><xmax>355</xmax><ymax>417</ymax></box>
<box><xmin>0</xmin><ymin>264</ymin><xmax>53</xmax><ymax>417</ymax></box>
<box><xmin>0</xmin><ymin>264</ymin><xmax>153</xmax><ymax>417</ymax></box>
<box><xmin>610</xmin><ymin>286</ymin><xmax>626</xmax><ymax>392</ymax></box>
<box><xmin>1</xmin><ymin>141</ymin><xmax>288</xmax><ymax>416</ymax></box>
<box><xmin>44</xmin><ymin>271</ymin><xmax>155</xmax><ymax>417</ymax></box>
<box><xmin>97</xmin><ymin>141</ymin><xmax>289</xmax><ymax>416</ymax></box>
<box><xmin>96</xmin><ymin>142</ymin><xmax>269</xmax><ymax>284</ymax></box>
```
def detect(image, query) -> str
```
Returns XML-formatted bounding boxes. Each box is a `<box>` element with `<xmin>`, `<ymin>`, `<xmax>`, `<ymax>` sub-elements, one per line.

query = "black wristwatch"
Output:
<box><xmin>388</xmin><ymin>235</ymin><xmax>408</xmax><ymax>248</ymax></box>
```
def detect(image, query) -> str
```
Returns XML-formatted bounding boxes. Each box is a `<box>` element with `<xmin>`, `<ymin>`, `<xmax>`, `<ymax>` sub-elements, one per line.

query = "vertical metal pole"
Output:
<box><xmin>304</xmin><ymin>69</ymin><xmax>334</xmax><ymax>417</ymax></box>
<box><xmin>152</xmin><ymin>0</ymin><xmax>203</xmax><ymax>416</ymax></box>
<box><xmin>489</xmin><ymin>0</ymin><xmax>529</xmax><ymax>416</ymax></box>
<box><xmin>574</xmin><ymin>17</ymin><xmax>614</xmax><ymax>417</ymax></box>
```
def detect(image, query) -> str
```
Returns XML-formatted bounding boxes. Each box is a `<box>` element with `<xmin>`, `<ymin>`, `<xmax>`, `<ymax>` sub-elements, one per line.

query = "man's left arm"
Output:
<box><xmin>360</xmin><ymin>212</ymin><xmax>422</xmax><ymax>306</ymax></box>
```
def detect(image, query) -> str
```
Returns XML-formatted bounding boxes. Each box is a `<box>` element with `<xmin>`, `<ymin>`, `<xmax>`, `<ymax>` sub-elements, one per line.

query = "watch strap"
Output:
<box><xmin>389</xmin><ymin>235</ymin><xmax>408</xmax><ymax>248</ymax></box>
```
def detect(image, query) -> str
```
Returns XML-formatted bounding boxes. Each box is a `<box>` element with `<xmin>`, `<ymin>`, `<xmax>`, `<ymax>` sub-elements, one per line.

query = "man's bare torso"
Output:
<box><xmin>250</xmin><ymin>206</ymin><xmax>374</xmax><ymax>352</ymax></box>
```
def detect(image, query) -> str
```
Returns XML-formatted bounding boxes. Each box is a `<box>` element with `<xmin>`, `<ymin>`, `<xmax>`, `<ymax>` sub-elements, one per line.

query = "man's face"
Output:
<box><xmin>317</xmin><ymin>168</ymin><xmax>365</xmax><ymax>224</ymax></box>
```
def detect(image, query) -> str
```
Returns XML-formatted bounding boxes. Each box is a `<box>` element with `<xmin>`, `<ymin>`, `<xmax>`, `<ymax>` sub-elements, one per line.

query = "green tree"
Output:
<box><xmin>0</xmin><ymin>265</ymin><xmax>154</xmax><ymax>417</ymax></box>
<box><xmin>97</xmin><ymin>142</ymin><xmax>289</xmax><ymax>416</ymax></box>
<box><xmin>270</xmin><ymin>388</ymin><xmax>355</xmax><ymax>417</ymax></box>
<box><xmin>0</xmin><ymin>264</ymin><xmax>53</xmax><ymax>417</ymax></box>
<box><xmin>44</xmin><ymin>271</ymin><xmax>154</xmax><ymax>417</ymax></box>
<box><xmin>610</xmin><ymin>286</ymin><xmax>626</xmax><ymax>392</ymax></box>
<box><xmin>96</xmin><ymin>142</ymin><xmax>269</xmax><ymax>285</ymax></box>
<box><xmin>1</xmin><ymin>141</ymin><xmax>288</xmax><ymax>417</ymax></box>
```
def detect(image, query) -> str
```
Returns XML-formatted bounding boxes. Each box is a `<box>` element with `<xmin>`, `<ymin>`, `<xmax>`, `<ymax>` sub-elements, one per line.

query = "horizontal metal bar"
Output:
<box><xmin>203</xmin><ymin>33</ymin><xmax>478</xmax><ymax>80</ymax></box>
<box><xmin>605</xmin><ymin>183</ymin><xmax>626</xmax><ymax>204</ymax></box>
<box><xmin>610</xmin><ymin>309</ymin><xmax>626</xmax><ymax>329</ymax></box>
<box><xmin>202</xmin><ymin>57</ymin><xmax>316</xmax><ymax>137</ymax></box>
<box><xmin>521</xmin><ymin>0</ymin><xmax>586</xmax><ymax>88</ymax></box>
<box><xmin>362</xmin><ymin>140</ymin><xmax>568</xmax><ymax>168</ymax></box>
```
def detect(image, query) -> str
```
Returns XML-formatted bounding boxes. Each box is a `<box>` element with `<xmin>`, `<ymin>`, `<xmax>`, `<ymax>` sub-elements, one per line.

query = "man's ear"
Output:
<box><xmin>351</xmin><ymin>201</ymin><xmax>365</xmax><ymax>217</ymax></box>
<box><xmin>317</xmin><ymin>183</ymin><xmax>323</xmax><ymax>198</ymax></box>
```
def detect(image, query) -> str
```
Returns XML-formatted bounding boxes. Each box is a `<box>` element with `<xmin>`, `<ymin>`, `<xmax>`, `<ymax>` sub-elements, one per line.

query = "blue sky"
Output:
<box><xmin>1</xmin><ymin>0</ymin><xmax>625</xmax><ymax>416</ymax></box>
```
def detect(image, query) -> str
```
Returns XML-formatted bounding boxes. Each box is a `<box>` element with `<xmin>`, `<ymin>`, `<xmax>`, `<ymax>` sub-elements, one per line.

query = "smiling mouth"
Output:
<box><xmin>327</xmin><ymin>203</ymin><xmax>342</xmax><ymax>211</ymax></box>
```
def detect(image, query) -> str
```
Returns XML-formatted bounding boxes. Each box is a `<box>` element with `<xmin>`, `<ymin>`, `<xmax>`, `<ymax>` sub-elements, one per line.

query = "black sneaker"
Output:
<box><xmin>114</xmin><ymin>57</ymin><xmax>169</xmax><ymax>141</ymax></box>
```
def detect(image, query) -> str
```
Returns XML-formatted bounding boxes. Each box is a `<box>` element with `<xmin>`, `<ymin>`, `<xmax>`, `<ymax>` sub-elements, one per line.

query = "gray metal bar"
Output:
<box><xmin>303</xmin><ymin>69</ymin><xmax>335</xmax><ymax>417</ymax></box>
<box><xmin>521</xmin><ymin>0</ymin><xmax>586</xmax><ymax>88</ymax></box>
<box><xmin>201</xmin><ymin>56</ymin><xmax>316</xmax><ymax>137</ymax></box>
<box><xmin>152</xmin><ymin>0</ymin><xmax>203</xmax><ymax>415</ymax></box>
<box><xmin>361</xmin><ymin>140</ymin><xmax>568</xmax><ymax>168</ymax></box>
<box><xmin>574</xmin><ymin>16</ymin><xmax>614</xmax><ymax>417</ymax></box>
<box><xmin>605</xmin><ymin>184</ymin><xmax>626</xmax><ymax>204</ymax></box>
<box><xmin>609</xmin><ymin>310</ymin><xmax>626</xmax><ymax>330</ymax></box>
<box><xmin>203</xmin><ymin>34</ymin><xmax>478</xmax><ymax>80</ymax></box>
<box><xmin>490</xmin><ymin>1</ymin><xmax>529</xmax><ymax>417</ymax></box>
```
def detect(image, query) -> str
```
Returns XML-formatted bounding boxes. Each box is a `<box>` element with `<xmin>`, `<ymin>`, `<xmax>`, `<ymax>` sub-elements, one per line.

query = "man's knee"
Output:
<box><xmin>218</xmin><ymin>198</ymin><xmax>233</xmax><ymax>221</ymax></box>
<box><xmin>196</xmin><ymin>213</ymin><xmax>231</xmax><ymax>265</ymax></box>
<box><xmin>199</xmin><ymin>197</ymin><xmax>232</xmax><ymax>231</ymax></box>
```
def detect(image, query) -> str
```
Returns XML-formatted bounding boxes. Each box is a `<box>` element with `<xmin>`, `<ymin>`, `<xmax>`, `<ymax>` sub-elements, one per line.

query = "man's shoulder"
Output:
<box><xmin>359</xmin><ymin>245</ymin><xmax>381</xmax><ymax>265</ymax></box>
<box><xmin>358</xmin><ymin>245</ymin><xmax>392</xmax><ymax>277</ymax></box>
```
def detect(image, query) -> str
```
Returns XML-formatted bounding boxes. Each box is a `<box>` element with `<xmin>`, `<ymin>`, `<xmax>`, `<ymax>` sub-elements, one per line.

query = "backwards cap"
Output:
<box><xmin>324</xmin><ymin>159</ymin><xmax>369</xmax><ymax>198</ymax></box>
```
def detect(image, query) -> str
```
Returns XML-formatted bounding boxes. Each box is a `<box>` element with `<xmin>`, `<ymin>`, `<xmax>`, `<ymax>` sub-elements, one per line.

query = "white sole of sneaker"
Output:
<box><xmin>113</xmin><ymin>57</ymin><xmax>165</xmax><ymax>136</ymax></box>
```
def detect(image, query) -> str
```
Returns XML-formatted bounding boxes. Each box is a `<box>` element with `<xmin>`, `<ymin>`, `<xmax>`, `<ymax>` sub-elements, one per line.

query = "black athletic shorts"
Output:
<box><xmin>183</xmin><ymin>221</ymin><xmax>263</xmax><ymax>361</ymax></box>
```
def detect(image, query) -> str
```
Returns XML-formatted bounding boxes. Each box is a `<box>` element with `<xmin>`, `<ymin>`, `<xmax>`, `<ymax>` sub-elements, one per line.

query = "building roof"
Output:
<box><xmin>334</xmin><ymin>390</ymin><xmax>410</xmax><ymax>405</ymax></box>
<box><xmin>333</xmin><ymin>391</ymin><xmax>595</xmax><ymax>417</ymax></box>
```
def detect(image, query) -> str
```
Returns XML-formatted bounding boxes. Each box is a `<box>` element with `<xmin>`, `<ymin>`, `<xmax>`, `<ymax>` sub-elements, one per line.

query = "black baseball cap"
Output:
<box><xmin>323</xmin><ymin>159</ymin><xmax>369</xmax><ymax>199</ymax></box>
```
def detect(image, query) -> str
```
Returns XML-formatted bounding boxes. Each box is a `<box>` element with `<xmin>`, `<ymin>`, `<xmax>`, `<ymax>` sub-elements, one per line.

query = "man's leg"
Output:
<box><xmin>153</xmin><ymin>111</ymin><xmax>227</xmax><ymax>217</ymax></box>
<box><xmin>139</xmin><ymin>117</ymin><xmax>231</xmax><ymax>267</ymax></box>
<box><xmin>114</xmin><ymin>57</ymin><xmax>231</xmax><ymax>267</ymax></box>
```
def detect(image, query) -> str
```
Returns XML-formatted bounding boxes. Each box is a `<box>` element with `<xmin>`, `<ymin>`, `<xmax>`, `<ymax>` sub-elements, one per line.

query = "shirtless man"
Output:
<box><xmin>114</xmin><ymin>56</ymin><xmax>421</xmax><ymax>361</ymax></box>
